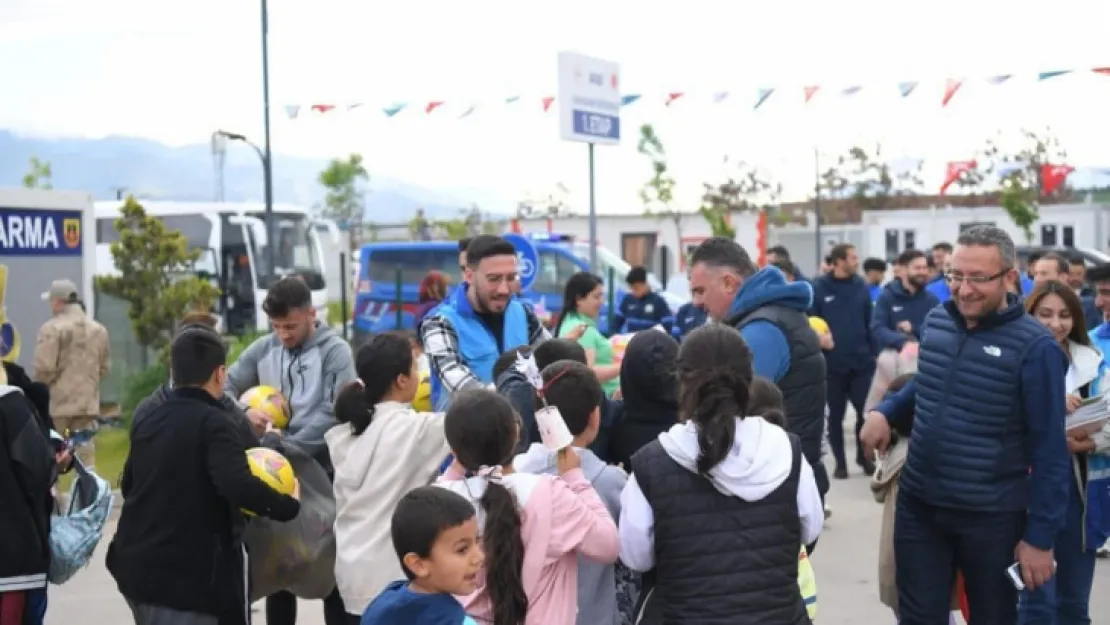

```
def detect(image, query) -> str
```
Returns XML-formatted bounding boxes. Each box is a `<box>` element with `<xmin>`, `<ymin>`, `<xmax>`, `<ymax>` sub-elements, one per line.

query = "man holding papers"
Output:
<box><xmin>860</xmin><ymin>226</ymin><xmax>1070</xmax><ymax>625</ymax></box>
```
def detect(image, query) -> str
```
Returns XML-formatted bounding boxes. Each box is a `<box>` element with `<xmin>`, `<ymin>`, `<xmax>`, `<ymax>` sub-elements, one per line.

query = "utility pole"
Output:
<box><xmin>260</xmin><ymin>0</ymin><xmax>276</xmax><ymax>277</ymax></box>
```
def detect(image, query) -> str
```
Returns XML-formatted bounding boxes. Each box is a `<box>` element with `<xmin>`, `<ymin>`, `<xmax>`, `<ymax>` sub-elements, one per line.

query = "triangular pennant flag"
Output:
<box><xmin>712</xmin><ymin>91</ymin><xmax>730</xmax><ymax>103</ymax></box>
<box><xmin>840</xmin><ymin>86</ymin><xmax>862</xmax><ymax>97</ymax></box>
<box><xmin>803</xmin><ymin>85</ymin><xmax>820</xmax><ymax>103</ymax></box>
<box><xmin>985</xmin><ymin>74</ymin><xmax>1012</xmax><ymax>85</ymax></box>
<box><xmin>665</xmin><ymin>92</ymin><xmax>685</xmax><ymax>106</ymax></box>
<box><xmin>1038</xmin><ymin>70</ymin><xmax>1072</xmax><ymax>81</ymax></box>
<box><xmin>425</xmin><ymin>101</ymin><xmax>445</xmax><ymax>114</ymax></box>
<box><xmin>541</xmin><ymin>96</ymin><xmax>554</xmax><ymax>112</ymax></box>
<box><xmin>310</xmin><ymin>104</ymin><xmax>336</xmax><ymax>113</ymax></box>
<box><xmin>347</xmin><ymin>103</ymin><xmax>364</xmax><ymax>111</ymax></box>
<box><xmin>754</xmin><ymin>88</ymin><xmax>774</xmax><ymax>110</ymax></box>
<box><xmin>382</xmin><ymin>103</ymin><xmax>406</xmax><ymax>117</ymax></box>
<box><xmin>898</xmin><ymin>81</ymin><xmax>918</xmax><ymax>97</ymax></box>
<box><xmin>504</xmin><ymin>96</ymin><xmax>521</xmax><ymax>104</ymax></box>
<box><xmin>621</xmin><ymin>94</ymin><xmax>642</xmax><ymax>106</ymax></box>
<box><xmin>458</xmin><ymin>105</ymin><xmax>476</xmax><ymax>119</ymax></box>
<box><xmin>284</xmin><ymin>105</ymin><xmax>301</xmax><ymax>119</ymax></box>
<box><xmin>1095</xmin><ymin>68</ymin><xmax>1110</xmax><ymax>77</ymax></box>
<box><xmin>941</xmin><ymin>79</ymin><xmax>963</xmax><ymax>107</ymax></box>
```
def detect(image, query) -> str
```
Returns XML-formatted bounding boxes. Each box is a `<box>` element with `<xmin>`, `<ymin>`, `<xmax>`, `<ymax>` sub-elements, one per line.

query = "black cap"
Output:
<box><xmin>1086</xmin><ymin>263</ymin><xmax>1110</xmax><ymax>284</ymax></box>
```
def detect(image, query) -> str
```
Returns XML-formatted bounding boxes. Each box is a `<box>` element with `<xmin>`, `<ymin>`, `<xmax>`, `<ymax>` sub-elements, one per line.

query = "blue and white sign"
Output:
<box><xmin>503</xmin><ymin>233</ymin><xmax>539</xmax><ymax>292</ymax></box>
<box><xmin>557</xmin><ymin>51</ymin><xmax>621</xmax><ymax>146</ymax></box>
<box><xmin>0</xmin><ymin>207</ymin><xmax>83</xmax><ymax>256</ymax></box>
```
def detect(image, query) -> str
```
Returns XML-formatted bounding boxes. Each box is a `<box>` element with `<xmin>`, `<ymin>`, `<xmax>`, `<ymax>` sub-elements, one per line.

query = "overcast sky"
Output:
<box><xmin>3</xmin><ymin>0</ymin><xmax>1110</xmax><ymax>211</ymax></box>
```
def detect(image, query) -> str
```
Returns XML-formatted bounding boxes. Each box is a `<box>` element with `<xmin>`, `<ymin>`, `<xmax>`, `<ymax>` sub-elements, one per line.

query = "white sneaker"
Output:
<box><xmin>823</xmin><ymin>503</ymin><xmax>832</xmax><ymax>520</ymax></box>
<box><xmin>1098</xmin><ymin>541</ymin><xmax>1110</xmax><ymax>558</ymax></box>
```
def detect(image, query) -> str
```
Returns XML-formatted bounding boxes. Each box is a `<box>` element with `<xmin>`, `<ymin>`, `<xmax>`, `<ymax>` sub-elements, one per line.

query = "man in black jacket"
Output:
<box><xmin>107</xmin><ymin>327</ymin><xmax>301</xmax><ymax>625</ymax></box>
<box><xmin>0</xmin><ymin>371</ymin><xmax>57</xmax><ymax>624</ymax></box>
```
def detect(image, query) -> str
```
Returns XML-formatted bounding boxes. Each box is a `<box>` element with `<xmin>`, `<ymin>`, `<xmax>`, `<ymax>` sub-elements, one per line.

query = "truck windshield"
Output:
<box><xmin>248</xmin><ymin>212</ymin><xmax>325</xmax><ymax>289</ymax></box>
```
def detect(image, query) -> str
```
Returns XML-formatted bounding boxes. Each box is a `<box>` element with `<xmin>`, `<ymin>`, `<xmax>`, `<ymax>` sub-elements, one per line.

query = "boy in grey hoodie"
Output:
<box><xmin>513</xmin><ymin>360</ymin><xmax>627</xmax><ymax>625</ymax></box>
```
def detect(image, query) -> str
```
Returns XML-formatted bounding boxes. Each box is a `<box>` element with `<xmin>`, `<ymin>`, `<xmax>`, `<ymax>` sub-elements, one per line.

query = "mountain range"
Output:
<box><xmin>0</xmin><ymin>130</ymin><xmax>510</xmax><ymax>222</ymax></box>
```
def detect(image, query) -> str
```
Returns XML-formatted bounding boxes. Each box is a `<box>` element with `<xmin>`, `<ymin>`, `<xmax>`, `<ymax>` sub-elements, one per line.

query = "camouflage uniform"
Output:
<box><xmin>33</xmin><ymin>303</ymin><xmax>110</xmax><ymax>468</ymax></box>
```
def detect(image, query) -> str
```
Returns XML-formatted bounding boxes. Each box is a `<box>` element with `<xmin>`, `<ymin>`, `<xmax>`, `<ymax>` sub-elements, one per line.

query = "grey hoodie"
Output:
<box><xmin>225</xmin><ymin>323</ymin><xmax>356</xmax><ymax>462</ymax></box>
<box><xmin>513</xmin><ymin>443</ymin><xmax>626</xmax><ymax>625</ymax></box>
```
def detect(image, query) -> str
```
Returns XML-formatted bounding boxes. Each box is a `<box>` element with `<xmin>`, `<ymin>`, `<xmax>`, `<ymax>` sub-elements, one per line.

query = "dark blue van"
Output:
<box><xmin>351</xmin><ymin>236</ymin><xmax>685</xmax><ymax>340</ymax></box>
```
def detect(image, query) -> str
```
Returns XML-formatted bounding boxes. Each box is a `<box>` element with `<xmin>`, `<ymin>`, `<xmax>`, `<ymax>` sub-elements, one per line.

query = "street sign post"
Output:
<box><xmin>503</xmin><ymin>233</ymin><xmax>539</xmax><ymax>292</ymax></box>
<box><xmin>557</xmin><ymin>51</ymin><xmax>621</xmax><ymax>272</ymax></box>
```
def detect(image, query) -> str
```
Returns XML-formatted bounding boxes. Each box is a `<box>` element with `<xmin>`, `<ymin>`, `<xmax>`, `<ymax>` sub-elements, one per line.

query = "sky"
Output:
<box><xmin>3</xmin><ymin>0</ymin><xmax>1110</xmax><ymax>213</ymax></box>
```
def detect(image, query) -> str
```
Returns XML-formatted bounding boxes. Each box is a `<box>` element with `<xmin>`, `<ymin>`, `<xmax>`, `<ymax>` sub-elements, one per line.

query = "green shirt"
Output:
<box><xmin>558</xmin><ymin>311</ymin><xmax>620</xmax><ymax>396</ymax></box>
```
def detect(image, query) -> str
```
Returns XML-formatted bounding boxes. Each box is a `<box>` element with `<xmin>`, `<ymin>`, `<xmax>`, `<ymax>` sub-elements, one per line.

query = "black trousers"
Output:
<box><xmin>264</xmin><ymin>587</ymin><xmax>346</xmax><ymax>625</ymax></box>
<box><xmin>826</xmin><ymin>365</ymin><xmax>874</xmax><ymax>468</ymax></box>
<box><xmin>895</xmin><ymin>490</ymin><xmax>1025</xmax><ymax>625</ymax></box>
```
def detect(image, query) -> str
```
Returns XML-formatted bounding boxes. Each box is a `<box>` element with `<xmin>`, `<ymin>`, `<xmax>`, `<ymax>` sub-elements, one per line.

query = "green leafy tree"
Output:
<box><xmin>94</xmin><ymin>197</ymin><xmax>220</xmax><ymax>354</ymax></box>
<box><xmin>438</xmin><ymin>219</ymin><xmax>470</xmax><ymax>240</ymax></box>
<box><xmin>975</xmin><ymin>128</ymin><xmax>1068</xmax><ymax>240</ymax></box>
<box><xmin>21</xmin><ymin>157</ymin><xmax>53</xmax><ymax>189</ymax></box>
<box><xmin>637</xmin><ymin>124</ymin><xmax>685</xmax><ymax>243</ymax></box>
<box><xmin>700</xmin><ymin>157</ymin><xmax>782</xmax><ymax>238</ymax></box>
<box><xmin>319</xmin><ymin>154</ymin><xmax>369</xmax><ymax>253</ymax></box>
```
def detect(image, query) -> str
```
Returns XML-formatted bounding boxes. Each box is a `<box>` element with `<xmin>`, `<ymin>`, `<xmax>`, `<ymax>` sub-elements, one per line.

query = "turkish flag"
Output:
<box><xmin>940</xmin><ymin>160</ymin><xmax>977</xmax><ymax>195</ymax></box>
<box><xmin>1041</xmin><ymin>164</ymin><xmax>1074</xmax><ymax>195</ymax></box>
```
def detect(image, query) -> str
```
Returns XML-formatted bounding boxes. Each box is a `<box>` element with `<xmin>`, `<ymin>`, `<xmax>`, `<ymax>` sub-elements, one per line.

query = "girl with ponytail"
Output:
<box><xmin>436</xmin><ymin>388</ymin><xmax>618</xmax><ymax>625</ymax></box>
<box><xmin>618</xmin><ymin>324</ymin><xmax>825</xmax><ymax>624</ymax></box>
<box><xmin>326</xmin><ymin>331</ymin><xmax>451</xmax><ymax>622</ymax></box>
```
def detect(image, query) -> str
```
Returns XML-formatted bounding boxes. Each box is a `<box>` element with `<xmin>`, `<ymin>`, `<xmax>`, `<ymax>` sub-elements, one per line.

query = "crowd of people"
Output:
<box><xmin>4</xmin><ymin>226</ymin><xmax>1110</xmax><ymax>625</ymax></box>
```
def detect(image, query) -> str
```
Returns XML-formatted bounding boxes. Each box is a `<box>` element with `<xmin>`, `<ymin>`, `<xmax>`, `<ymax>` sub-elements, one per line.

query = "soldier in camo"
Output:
<box><xmin>33</xmin><ymin>279</ymin><xmax>110</xmax><ymax>469</ymax></box>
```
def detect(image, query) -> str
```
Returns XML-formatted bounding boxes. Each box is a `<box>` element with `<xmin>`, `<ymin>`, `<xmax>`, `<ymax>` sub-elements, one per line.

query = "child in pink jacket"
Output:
<box><xmin>436</xmin><ymin>388</ymin><xmax>619</xmax><ymax>625</ymax></box>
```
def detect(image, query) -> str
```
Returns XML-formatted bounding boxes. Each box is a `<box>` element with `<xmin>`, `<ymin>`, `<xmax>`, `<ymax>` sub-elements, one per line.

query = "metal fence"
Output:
<box><xmin>94</xmin><ymin>291</ymin><xmax>156</xmax><ymax>404</ymax></box>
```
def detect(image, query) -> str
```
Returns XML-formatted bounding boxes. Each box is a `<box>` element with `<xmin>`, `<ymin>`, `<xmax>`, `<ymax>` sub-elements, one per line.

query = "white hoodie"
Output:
<box><xmin>325</xmin><ymin>401</ymin><xmax>450</xmax><ymax>615</ymax></box>
<box><xmin>618</xmin><ymin>416</ymin><xmax>824</xmax><ymax>571</ymax></box>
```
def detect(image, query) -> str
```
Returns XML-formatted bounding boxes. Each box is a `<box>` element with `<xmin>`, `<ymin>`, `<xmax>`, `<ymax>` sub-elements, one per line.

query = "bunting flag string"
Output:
<box><xmin>283</xmin><ymin>66</ymin><xmax>1110</xmax><ymax>120</ymax></box>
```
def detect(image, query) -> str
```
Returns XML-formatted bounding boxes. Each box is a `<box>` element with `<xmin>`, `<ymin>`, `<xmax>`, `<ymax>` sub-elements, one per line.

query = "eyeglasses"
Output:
<box><xmin>944</xmin><ymin>269</ymin><xmax>1008</xmax><ymax>286</ymax></box>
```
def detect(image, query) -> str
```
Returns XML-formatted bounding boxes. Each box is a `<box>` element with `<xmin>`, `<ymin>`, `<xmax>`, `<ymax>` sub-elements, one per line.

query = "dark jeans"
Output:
<box><xmin>825</xmin><ymin>366</ymin><xmax>873</xmax><ymax>468</ymax></box>
<box><xmin>895</xmin><ymin>490</ymin><xmax>1025</xmax><ymax>625</ymax></box>
<box><xmin>1018</xmin><ymin>477</ymin><xmax>1096</xmax><ymax>625</ymax></box>
<box><xmin>345</xmin><ymin>615</ymin><xmax>362</xmax><ymax>625</ymax></box>
<box><xmin>264</xmin><ymin>588</ymin><xmax>347</xmax><ymax>625</ymax></box>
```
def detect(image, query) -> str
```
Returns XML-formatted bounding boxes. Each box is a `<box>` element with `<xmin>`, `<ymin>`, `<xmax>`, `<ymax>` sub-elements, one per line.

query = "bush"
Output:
<box><xmin>120</xmin><ymin>332</ymin><xmax>263</xmax><ymax>425</ymax></box>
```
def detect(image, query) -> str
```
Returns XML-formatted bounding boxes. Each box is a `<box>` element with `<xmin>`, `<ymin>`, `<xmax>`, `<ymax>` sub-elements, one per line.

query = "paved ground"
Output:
<box><xmin>45</xmin><ymin>449</ymin><xmax>1110</xmax><ymax>625</ymax></box>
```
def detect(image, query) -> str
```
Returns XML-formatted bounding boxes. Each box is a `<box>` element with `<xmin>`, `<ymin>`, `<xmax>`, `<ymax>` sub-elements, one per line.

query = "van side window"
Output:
<box><xmin>368</xmin><ymin>249</ymin><xmax>461</xmax><ymax>284</ymax></box>
<box><xmin>533</xmin><ymin>251</ymin><xmax>579</xmax><ymax>295</ymax></box>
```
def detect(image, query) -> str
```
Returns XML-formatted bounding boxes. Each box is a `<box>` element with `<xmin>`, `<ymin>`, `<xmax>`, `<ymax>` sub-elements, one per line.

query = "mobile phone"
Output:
<box><xmin>1006</xmin><ymin>562</ymin><xmax>1024</xmax><ymax>590</ymax></box>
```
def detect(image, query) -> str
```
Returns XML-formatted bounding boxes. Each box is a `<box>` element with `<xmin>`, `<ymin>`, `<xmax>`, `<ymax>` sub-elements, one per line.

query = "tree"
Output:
<box><xmin>975</xmin><ymin>127</ymin><xmax>1068</xmax><ymax>240</ymax></box>
<box><xmin>700</xmin><ymin>157</ymin><xmax>782</xmax><ymax>238</ymax></box>
<box><xmin>94</xmin><ymin>197</ymin><xmax>220</xmax><ymax>354</ymax></box>
<box><xmin>516</xmin><ymin>183</ymin><xmax>573</xmax><ymax>219</ymax></box>
<box><xmin>21</xmin><ymin>157</ymin><xmax>52</xmax><ymax>190</ymax></box>
<box><xmin>437</xmin><ymin>219</ymin><xmax>470</xmax><ymax>240</ymax></box>
<box><xmin>821</xmin><ymin>144</ymin><xmax>923</xmax><ymax>210</ymax></box>
<box><xmin>637</xmin><ymin>124</ymin><xmax>685</xmax><ymax>244</ymax></box>
<box><xmin>318</xmin><ymin>154</ymin><xmax>369</xmax><ymax>254</ymax></box>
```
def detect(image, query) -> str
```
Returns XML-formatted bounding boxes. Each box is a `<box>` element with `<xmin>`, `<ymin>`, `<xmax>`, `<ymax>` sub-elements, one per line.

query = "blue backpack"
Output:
<box><xmin>48</xmin><ymin>459</ymin><xmax>114</xmax><ymax>584</ymax></box>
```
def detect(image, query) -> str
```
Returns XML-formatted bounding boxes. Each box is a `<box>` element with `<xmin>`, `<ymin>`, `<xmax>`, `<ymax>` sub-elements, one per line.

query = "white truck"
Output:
<box><xmin>94</xmin><ymin>201</ymin><xmax>337</xmax><ymax>334</ymax></box>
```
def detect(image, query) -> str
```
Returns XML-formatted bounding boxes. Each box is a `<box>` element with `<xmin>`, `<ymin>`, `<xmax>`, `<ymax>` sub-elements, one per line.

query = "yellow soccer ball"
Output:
<box><xmin>412</xmin><ymin>374</ymin><xmax>432</xmax><ymax>412</ymax></box>
<box><xmin>243</xmin><ymin>448</ymin><xmax>297</xmax><ymax>519</ymax></box>
<box><xmin>241</xmin><ymin>385</ymin><xmax>290</xmax><ymax>429</ymax></box>
<box><xmin>808</xmin><ymin>316</ymin><xmax>830</xmax><ymax>336</ymax></box>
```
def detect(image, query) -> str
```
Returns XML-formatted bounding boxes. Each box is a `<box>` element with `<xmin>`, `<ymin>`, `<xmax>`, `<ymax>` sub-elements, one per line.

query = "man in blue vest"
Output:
<box><xmin>861</xmin><ymin>225</ymin><xmax>1069</xmax><ymax>624</ymax></box>
<box><xmin>421</xmin><ymin>235</ymin><xmax>550</xmax><ymax>410</ymax></box>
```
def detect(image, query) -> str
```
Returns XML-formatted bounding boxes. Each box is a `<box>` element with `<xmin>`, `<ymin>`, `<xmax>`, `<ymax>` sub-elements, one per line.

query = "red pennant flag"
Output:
<box><xmin>1095</xmin><ymin>68</ymin><xmax>1110</xmax><ymax>77</ymax></box>
<box><xmin>425</xmin><ymin>101</ymin><xmax>444</xmax><ymax>114</ymax></box>
<box><xmin>941</xmin><ymin>79</ymin><xmax>963</xmax><ymax>107</ymax></box>
<box><xmin>1041</xmin><ymin>164</ymin><xmax>1074</xmax><ymax>195</ymax></box>
<box><xmin>665</xmin><ymin>92</ymin><xmax>685</xmax><ymax>106</ymax></box>
<box><xmin>310</xmin><ymin>104</ymin><xmax>336</xmax><ymax>113</ymax></box>
<box><xmin>940</xmin><ymin>160</ymin><xmax>977</xmax><ymax>195</ymax></box>
<box><xmin>541</xmin><ymin>96</ymin><xmax>554</xmax><ymax>112</ymax></box>
<box><xmin>803</xmin><ymin>85</ymin><xmax>820</xmax><ymax>104</ymax></box>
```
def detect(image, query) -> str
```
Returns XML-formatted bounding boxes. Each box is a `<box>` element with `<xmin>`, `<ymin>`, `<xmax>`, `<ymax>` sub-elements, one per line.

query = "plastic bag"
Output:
<box><xmin>798</xmin><ymin>544</ymin><xmax>818</xmax><ymax>621</ymax></box>
<box><xmin>49</xmin><ymin>459</ymin><xmax>114</xmax><ymax>584</ymax></box>
<box><xmin>245</xmin><ymin>442</ymin><xmax>337</xmax><ymax>601</ymax></box>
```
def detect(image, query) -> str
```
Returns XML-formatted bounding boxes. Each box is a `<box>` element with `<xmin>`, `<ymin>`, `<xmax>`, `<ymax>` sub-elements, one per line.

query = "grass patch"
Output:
<box><xmin>57</xmin><ymin>427</ymin><xmax>130</xmax><ymax>493</ymax></box>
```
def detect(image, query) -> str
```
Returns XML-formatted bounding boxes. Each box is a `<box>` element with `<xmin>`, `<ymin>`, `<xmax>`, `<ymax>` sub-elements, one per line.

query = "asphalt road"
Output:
<box><xmin>44</xmin><ymin>455</ymin><xmax>1110</xmax><ymax>625</ymax></box>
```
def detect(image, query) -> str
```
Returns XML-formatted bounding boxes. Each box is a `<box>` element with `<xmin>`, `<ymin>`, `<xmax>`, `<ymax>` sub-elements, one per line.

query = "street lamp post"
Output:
<box><xmin>215</xmin><ymin>129</ymin><xmax>275</xmax><ymax>277</ymax></box>
<box><xmin>260</xmin><ymin>0</ymin><xmax>276</xmax><ymax>278</ymax></box>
